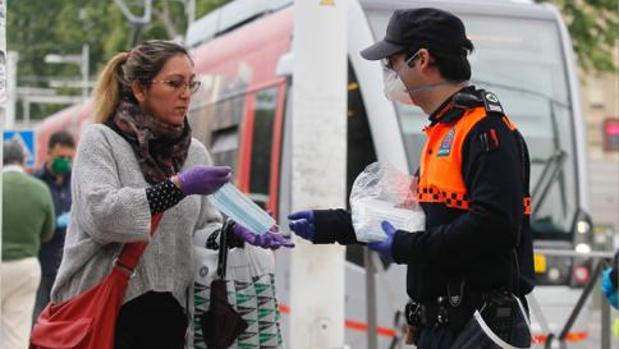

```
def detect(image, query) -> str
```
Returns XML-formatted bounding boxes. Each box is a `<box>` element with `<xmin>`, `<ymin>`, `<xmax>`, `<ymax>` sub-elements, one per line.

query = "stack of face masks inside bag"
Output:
<box><xmin>350</xmin><ymin>162</ymin><xmax>425</xmax><ymax>242</ymax></box>
<box><xmin>351</xmin><ymin>199</ymin><xmax>426</xmax><ymax>241</ymax></box>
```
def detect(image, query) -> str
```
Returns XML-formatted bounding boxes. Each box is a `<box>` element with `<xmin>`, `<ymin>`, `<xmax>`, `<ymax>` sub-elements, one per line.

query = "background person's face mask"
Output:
<box><xmin>51</xmin><ymin>157</ymin><xmax>71</xmax><ymax>175</ymax></box>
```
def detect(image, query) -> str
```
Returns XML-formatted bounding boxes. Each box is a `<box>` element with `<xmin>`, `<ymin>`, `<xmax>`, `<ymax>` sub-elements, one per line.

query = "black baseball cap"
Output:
<box><xmin>361</xmin><ymin>8</ymin><xmax>470</xmax><ymax>61</ymax></box>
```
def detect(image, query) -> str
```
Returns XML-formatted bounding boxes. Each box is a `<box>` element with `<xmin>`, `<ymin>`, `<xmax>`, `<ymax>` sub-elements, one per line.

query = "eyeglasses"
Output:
<box><xmin>382</xmin><ymin>51</ymin><xmax>421</xmax><ymax>71</ymax></box>
<box><xmin>151</xmin><ymin>78</ymin><xmax>201</xmax><ymax>94</ymax></box>
<box><xmin>382</xmin><ymin>56</ymin><xmax>397</xmax><ymax>70</ymax></box>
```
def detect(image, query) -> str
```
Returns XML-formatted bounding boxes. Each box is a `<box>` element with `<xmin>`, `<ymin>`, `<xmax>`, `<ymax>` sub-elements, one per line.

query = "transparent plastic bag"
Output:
<box><xmin>350</xmin><ymin>162</ymin><xmax>425</xmax><ymax>242</ymax></box>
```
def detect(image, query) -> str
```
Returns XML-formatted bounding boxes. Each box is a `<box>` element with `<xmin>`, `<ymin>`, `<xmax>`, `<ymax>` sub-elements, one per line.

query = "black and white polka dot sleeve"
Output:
<box><xmin>145</xmin><ymin>179</ymin><xmax>186</xmax><ymax>214</ymax></box>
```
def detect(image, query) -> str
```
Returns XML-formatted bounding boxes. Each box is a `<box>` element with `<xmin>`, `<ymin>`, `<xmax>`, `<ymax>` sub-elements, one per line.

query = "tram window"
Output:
<box><xmin>213</xmin><ymin>95</ymin><xmax>245</xmax><ymax>130</ymax></box>
<box><xmin>211</xmin><ymin>126</ymin><xmax>239</xmax><ymax>171</ymax></box>
<box><xmin>187</xmin><ymin>104</ymin><xmax>215</xmax><ymax>146</ymax></box>
<box><xmin>346</xmin><ymin>64</ymin><xmax>378</xmax><ymax>268</ymax></box>
<box><xmin>188</xmin><ymin>95</ymin><xmax>245</xmax><ymax>147</ymax></box>
<box><xmin>249</xmin><ymin>87</ymin><xmax>277</xmax><ymax>207</ymax></box>
<box><xmin>203</xmin><ymin>95</ymin><xmax>247</xmax><ymax>178</ymax></box>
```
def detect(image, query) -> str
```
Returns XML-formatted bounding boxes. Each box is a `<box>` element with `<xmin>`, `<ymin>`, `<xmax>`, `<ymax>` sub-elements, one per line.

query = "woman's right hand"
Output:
<box><xmin>232</xmin><ymin>223</ymin><xmax>295</xmax><ymax>250</ymax></box>
<box><xmin>175</xmin><ymin>165</ymin><xmax>232</xmax><ymax>196</ymax></box>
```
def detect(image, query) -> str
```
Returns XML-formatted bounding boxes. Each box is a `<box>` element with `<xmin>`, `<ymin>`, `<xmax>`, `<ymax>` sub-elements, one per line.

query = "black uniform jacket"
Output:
<box><xmin>313</xmin><ymin>86</ymin><xmax>534</xmax><ymax>303</ymax></box>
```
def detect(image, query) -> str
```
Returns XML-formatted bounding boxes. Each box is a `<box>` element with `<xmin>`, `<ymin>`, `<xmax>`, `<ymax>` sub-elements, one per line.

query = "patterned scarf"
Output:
<box><xmin>107</xmin><ymin>101</ymin><xmax>191</xmax><ymax>184</ymax></box>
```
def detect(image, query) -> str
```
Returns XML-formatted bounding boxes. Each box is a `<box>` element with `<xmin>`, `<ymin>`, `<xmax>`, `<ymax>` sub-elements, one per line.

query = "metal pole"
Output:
<box><xmin>186</xmin><ymin>0</ymin><xmax>196</xmax><ymax>26</ymax></box>
<box><xmin>534</xmin><ymin>248</ymin><xmax>615</xmax><ymax>259</ymax></box>
<box><xmin>130</xmin><ymin>24</ymin><xmax>144</xmax><ymax>48</ymax></box>
<box><xmin>289</xmin><ymin>0</ymin><xmax>348</xmax><ymax>348</ymax></box>
<box><xmin>76</xmin><ymin>44</ymin><xmax>89</xmax><ymax>131</ymax></box>
<box><xmin>22</xmin><ymin>98</ymin><xmax>30</xmax><ymax>127</ymax></box>
<box><xmin>601</xmin><ymin>299</ymin><xmax>611</xmax><ymax>349</ymax></box>
<box><xmin>6</xmin><ymin>51</ymin><xmax>17</xmax><ymax>129</ymax></box>
<box><xmin>365</xmin><ymin>250</ymin><xmax>378</xmax><ymax>349</ymax></box>
<box><xmin>81</xmin><ymin>44</ymin><xmax>89</xmax><ymax>102</ymax></box>
<box><xmin>113</xmin><ymin>0</ymin><xmax>152</xmax><ymax>25</ymax></box>
<box><xmin>1</xmin><ymin>0</ymin><xmax>7</xmax><ymax>292</ymax></box>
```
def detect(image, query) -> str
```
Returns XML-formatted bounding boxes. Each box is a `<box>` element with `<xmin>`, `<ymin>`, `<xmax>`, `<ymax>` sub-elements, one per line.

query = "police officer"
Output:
<box><xmin>288</xmin><ymin>8</ymin><xmax>535</xmax><ymax>348</ymax></box>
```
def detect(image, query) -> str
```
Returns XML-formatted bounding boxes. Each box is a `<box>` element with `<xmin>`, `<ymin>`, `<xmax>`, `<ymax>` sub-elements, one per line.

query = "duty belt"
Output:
<box><xmin>405</xmin><ymin>294</ymin><xmax>484</xmax><ymax>331</ymax></box>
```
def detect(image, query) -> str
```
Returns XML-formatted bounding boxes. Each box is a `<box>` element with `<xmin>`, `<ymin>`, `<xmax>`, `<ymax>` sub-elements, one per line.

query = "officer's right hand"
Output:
<box><xmin>287</xmin><ymin>210</ymin><xmax>316</xmax><ymax>241</ymax></box>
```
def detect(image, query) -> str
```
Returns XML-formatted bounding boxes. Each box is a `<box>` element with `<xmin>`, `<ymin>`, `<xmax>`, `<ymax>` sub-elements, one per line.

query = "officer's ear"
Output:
<box><xmin>415</xmin><ymin>49</ymin><xmax>432</xmax><ymax>70</ymax></box>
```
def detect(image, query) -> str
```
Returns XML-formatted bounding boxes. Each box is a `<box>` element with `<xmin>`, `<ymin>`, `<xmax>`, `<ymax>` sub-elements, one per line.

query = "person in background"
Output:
<box><xmin>32</xmin><ymin>130</ymin><xmax>76</xmax><ymax>321</ymax></box>
<box><xmin>48</xmin><ymin>40</ymin><xmax>291</xmax><ymax>349</ymax></box>
<box><xmin>2</xmin><ymin>140</ymin><xmax>55</xmax><ymax>349</ymax></box>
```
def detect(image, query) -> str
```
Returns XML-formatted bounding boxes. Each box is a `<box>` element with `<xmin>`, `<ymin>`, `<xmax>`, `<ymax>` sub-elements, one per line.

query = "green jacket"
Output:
<box><xmin>2</xmin><ymin>167</ymin><xmax>55</xmax><ymax>261</ymax></box>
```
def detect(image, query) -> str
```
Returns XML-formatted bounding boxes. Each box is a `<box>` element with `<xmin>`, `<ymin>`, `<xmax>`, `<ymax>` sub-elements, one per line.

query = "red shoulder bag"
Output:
<box><xmin>30</xmin><ymin>213</ymin><xmax>164</xmax><ymax>349</ymax></box>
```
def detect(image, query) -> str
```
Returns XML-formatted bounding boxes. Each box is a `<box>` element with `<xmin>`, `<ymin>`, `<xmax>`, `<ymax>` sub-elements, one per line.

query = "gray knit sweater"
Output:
<box><xmin>51</xmin><ymin>124</ymin><xmax>222</xmax><ymax>309</ymax></box>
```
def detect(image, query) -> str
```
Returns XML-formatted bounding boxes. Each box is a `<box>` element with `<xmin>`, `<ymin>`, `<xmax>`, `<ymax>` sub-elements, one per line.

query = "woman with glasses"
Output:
<box><xmin>47</xmin><ymin>40</ymin><xmax>292</xmax><ymax>348</ymax></box>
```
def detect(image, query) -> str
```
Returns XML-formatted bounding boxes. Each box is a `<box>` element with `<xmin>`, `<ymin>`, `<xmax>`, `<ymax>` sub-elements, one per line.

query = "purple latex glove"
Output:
<box><xmin>367</xmin><ymin>221</ymin><xmax>396</xmax><ymax>263</ymax></box>
<box><xmin>232</xmin><ymin>223</ymin><xmax>295</xmax><ymax>250</ymax></box>
<box><xmin>287</xmin><ymin>210</ymin><xmax>316</xmax><ymax>241</ymax></box>
<box><xmin>177</xmin><ymin>165</ymin><xmax>231</xmax><ymax>195</ymax></box>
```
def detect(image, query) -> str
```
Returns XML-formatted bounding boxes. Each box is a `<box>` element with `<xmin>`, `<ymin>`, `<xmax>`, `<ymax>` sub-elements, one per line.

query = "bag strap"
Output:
<box><xmin>217</xmin><ymin>220</ymin><xmax>231</xmax><ymax>280</ymax></box>
<box><xmin>114</xmin><ymin>212</ymin><xmax>164</xmax><ymax>275</ymax></box>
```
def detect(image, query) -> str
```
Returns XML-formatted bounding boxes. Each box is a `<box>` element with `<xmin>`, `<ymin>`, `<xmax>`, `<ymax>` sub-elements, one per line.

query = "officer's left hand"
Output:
<box><xmin>288</xmin><ymin>210</ymin><xmax>316</xmax><ymax>241</ymax></box>
<box><xmin>368</xmin><ymin>221</ymin><xmax>396</xmax><ymax>263</ymax></box>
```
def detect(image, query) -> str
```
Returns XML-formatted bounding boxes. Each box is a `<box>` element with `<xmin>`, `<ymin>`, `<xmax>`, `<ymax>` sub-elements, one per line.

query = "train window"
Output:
<box><xmin>188</xmin><ymin>94</ymin><xmax>246</xmax><ymax>181</ymax></box>
<box><xmin>211</xmin><ymin>126</ymin><xmax>239</xmax><ymax>170</ymax></box>
<box><xmin>187</xmin><ymin>104</ymin><xmax>214</xmax><ymax>146</ymax></box>
<box><xmin>346</xmin><ymin>64</ymin><xmax>378</xmax><ymax>268</ymax></box>
<box><xmin>249</xmin><ymin>87</ymin><xmax>278</xmax><ymax>207</ymax></box>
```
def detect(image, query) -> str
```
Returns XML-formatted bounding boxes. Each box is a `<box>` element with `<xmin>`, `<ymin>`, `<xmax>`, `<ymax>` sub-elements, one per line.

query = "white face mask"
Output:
<box><xmin>382</xmin><ymin>50</ymin><xmax>461</xmax><ymax>105</ymax></box>
<box><xmin>383</xmin><ymin>51</ymin><xmax>419</xmax><ymax>105</ymax></box>
<box><xmin>383</xmin><ymin>68</ymin><xmax>414</xmax><ymax>105</ymax></box>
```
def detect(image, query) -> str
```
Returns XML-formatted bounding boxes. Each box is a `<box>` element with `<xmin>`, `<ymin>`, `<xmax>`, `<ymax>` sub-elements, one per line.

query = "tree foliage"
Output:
<box><xmin>7</xmin><ymin>0</ymin><xmax>229</xmax><ymax>121</ymax></box>
<box><xmin>7</xmin><ymin>0</ymin><xmax>617</xmax><ymax>120</ymax></box>
<box><xmin>535</xmin><ymin>0</ymin><xmax>618</xmax><ymax>72</ymax></box>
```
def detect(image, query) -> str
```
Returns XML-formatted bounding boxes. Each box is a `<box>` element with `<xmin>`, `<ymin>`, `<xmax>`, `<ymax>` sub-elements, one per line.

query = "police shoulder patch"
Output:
<box><xmin>437</xmin><ymin>128</ymin><xmax>455</xmax><ymax>157</ymax></box>
<box><xmin>481</xmin><ymin>91</ymin><xmax>504</xmax><ymax>115</ymax></box>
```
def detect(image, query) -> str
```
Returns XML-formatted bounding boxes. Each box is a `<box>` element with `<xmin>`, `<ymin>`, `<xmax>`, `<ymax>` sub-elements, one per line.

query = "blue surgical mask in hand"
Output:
<box><xmin>209</xmin><ymin>183</ymin><xmax>275</xmax><ymax>235</ymax></box>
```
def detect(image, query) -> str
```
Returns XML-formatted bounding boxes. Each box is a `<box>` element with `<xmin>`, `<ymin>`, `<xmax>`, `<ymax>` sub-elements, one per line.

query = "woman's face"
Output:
<box><xmin>134</xmin><ymin>54</ymin><xmax>196</xmax><ymax>126</ymax></box>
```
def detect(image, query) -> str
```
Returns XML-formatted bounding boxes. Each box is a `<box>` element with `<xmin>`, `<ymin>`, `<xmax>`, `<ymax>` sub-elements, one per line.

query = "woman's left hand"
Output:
<box><xmin>232</xmin><ymin>223</ymin><xmax>295</xmax><ymax>250</ymax></box>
